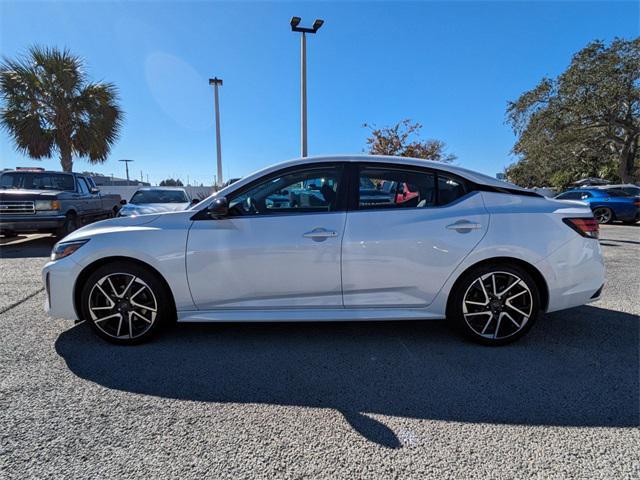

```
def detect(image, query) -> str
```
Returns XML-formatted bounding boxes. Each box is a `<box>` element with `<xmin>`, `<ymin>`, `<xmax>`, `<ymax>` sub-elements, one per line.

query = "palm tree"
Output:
<box><xmin>0</xmin><ymin>46</ymin><xmax>123</xmax><ymax>172</ymax></box>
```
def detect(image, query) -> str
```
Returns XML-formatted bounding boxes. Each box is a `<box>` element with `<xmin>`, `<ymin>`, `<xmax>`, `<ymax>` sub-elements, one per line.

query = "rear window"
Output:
<box><xmin>0</xmin><ymin>172</ymin><xmax>75</xmax><ymax>191</ymax></box>
<box><xmin>130</xmin><ymin>189</ymin><xmax>189</xmax><ymax>204</ymax></box>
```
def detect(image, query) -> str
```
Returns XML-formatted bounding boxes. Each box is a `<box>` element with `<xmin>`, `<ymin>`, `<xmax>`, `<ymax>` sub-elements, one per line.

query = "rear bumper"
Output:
<box><xmin>536</xmin><ymin>236</ymin><xmax>605</xmax><ymax>312</ymax></box>
<box><xmin>0</xmin><ymin>214</ymin><xmax>66</xmax><ymax>233</ymax></box>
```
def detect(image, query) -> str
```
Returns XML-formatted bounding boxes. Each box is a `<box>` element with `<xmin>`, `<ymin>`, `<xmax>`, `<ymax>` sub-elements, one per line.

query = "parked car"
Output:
<box><xmin>593</xmin><ymin>184</ymin><xmax>640</xmax><ymax>197</ymax></box>
<box><xmin>118</xmin><ymin>187</ymin><xmax>194</xmax><ymax>217</ymax></box>
<box><xmin>43</xmin><ymin>155</ymin><xmax>604</xmax><ymax>346</ymax></box>
<box><xmin>555</xmin><ymin>188</ymin><xmax>640</xmax><ymax>224</ymax></box>
<box><xmin>0</xmin><ymin>169</ymin><xmax>122</xmax><ymax>238</ymax></box>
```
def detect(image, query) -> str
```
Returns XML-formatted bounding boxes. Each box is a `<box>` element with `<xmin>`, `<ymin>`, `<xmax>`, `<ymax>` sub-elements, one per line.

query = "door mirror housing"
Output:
<box><xmin>90</xmin><ymin>187</ymin><xmax>100</xmax><ymax>194</ymax></box>
<box><xmin>191</xmin><ymin>198</ymin><xmax>200</xmax><ymax>205</ymax></box>
<box><xmin>120</xmin><ymin>199</ymin><xmax>127</xmax><ymax>205</ymax></box>
<box><xmin>207</xmin><ymin>196</ymin><xmax>228</xmax><ymax>218</ymax></box>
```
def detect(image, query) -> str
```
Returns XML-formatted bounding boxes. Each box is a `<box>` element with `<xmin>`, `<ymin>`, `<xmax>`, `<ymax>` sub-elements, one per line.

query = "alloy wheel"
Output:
<box><xmin>462</xmin><ymin>271</ymin><xmax>533</xmax><ymax>340</ymax></box>
<box><xmin>593</xmin><ymin>207</ymin><xmax>612</xmax><ymax>224</ymax></box>
<box><xmin>87</xmin><ymin>273</ymin><xmax>158</xmax><ymax>340</ymax></box>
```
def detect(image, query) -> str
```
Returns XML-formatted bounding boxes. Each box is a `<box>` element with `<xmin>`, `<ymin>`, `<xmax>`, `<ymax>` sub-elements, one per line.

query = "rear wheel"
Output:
<box><xmin>593</xmin><ymin>207</ymin><xmax>613</xmax><ymax>224</ymax></box>
<box><xmin>80</xmin><ymin>261</ymin><xmax>171</xmax><ymax>345</ymax></box>
<box><xmin>448</xmin><ymin>264</ymin><xmax>540</xmax><ymax>345</ymax></box>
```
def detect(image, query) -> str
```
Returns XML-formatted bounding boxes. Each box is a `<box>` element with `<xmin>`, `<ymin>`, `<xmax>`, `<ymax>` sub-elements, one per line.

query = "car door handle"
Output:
<box><xmin>446</xmin><ymin>220</ymin><xmax>482</xmax><ymax>231</ymax></box>
<box><xmin>303</xmin><ymin>228</ymin><xmax>338</xmax><ymax>239</ymax></box>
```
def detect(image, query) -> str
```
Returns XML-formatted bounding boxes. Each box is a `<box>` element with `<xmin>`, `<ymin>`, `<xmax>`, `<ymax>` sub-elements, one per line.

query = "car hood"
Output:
<box><xmin>0</xmin><ymin>189</ymin><xmax>64</xmax><ymax>199</ymax></box>
<box><xmin>62</xmin><ymin>214</ymin><xmax>163</xmax><ymax>242</ymax></box>
<box><xmin>120</xmin><ymin>202</ymin><xmax>190</xmax><ymax>215</ymax></box>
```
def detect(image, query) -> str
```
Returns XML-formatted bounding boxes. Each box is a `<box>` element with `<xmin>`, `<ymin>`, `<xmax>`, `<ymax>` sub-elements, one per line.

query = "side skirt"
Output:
<box><xmin>177</xmin><ymin>308</ymin><xmax>445</xmax><ymax>323</ymax></box>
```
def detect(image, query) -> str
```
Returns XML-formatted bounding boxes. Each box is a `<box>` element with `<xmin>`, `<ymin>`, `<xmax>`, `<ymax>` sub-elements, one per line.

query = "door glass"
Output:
<box><xmin>228</xmin><ymin>166</ymin><xmax>342</xmax><ymax>216</ymax></box>
<box><xmin>437</xmin><ymin>174</ymin><xmax>468</xmax><ymax>205</ymax></box>
<box><xmin>358</xmin><ymin>168</ymin><xmax>436</xmax><ymax>209</ymax></box>
<box><xmin>77</xmin><ymin>177</ymin><xmax>90</xmax><ymax>194</ymax></box>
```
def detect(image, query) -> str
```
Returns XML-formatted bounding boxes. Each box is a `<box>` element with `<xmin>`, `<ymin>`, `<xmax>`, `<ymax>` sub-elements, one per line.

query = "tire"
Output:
<box><xmin>56</xmin><ymin>213</ymin><xmax>79</xmax><ymax>238</ymax></box>
<box><xmin>80</xmin><ymin>261</ymin><xmax>172</xmax><ymax>345</ymax></box>
<box><xmin>592</xmin><ymin>207</ymin><xmax>613</xmax><ymax>224</ymax></box>
<box><xmin>448</xmin><ymin>264</ymin><xmax>541</xmax><ymax>346</ymax></box>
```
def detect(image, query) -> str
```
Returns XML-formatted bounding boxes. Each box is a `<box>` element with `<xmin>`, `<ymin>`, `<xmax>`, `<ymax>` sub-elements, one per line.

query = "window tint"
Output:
<box><xmin>0</xmin><ymin>172</ymin><xmax>75</xmax><ymax>191</ymax></box>
<box><xmin>228</xmin><ymin>166</ymin><xmax>342</xmax><ymax>216</ymax></box>
<box><xmin>358</xmin><ymin>168</ymin><xmax>436</xmax><ymax>209</ymax></box>
<box><xmin>77</xmin><ymin>177</ymin><xmax>90</xmax><ymax>194</ymax></box>
<box><xmin>437</xmin><ymin>174</ymin><xmax>468</xmax><ymax>206</ymax></box>
<box><xmin>557</xmin><ymin>192</ymin><xmax>581</xmax><ymax>200</ymax></box>
<box><xmin>131</xmin><ymin>189</ymin><xmax>189</xmax><ymax>204</ymax></box>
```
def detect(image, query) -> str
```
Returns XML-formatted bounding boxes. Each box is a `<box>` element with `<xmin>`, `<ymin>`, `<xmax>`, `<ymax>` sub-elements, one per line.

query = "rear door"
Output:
<box><xmin>341</xmin><ymin>164</ymin><xmax>489</xmax><ymax>307</ymax></box>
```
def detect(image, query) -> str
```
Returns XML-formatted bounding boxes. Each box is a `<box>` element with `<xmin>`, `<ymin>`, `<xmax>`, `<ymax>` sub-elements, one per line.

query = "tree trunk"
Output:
<box><xmin>618</xmin><ymin>135</ymin><xmax>638</xmax><ymax>184</ymax></box>
<box><xmin>60</xmin><ymin>148</ymin><xmax>73</xmax><ymax>172</ymax></box>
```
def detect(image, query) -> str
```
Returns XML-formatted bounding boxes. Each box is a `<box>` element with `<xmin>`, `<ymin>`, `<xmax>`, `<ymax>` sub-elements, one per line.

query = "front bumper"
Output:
<box><xmin>43</xmin><ymin>256</ymin><xmax>83</xmax><ymax>319</ymax></box>
<box><xmin>1</xmin><ymin>214</ymin><xmax>66</xmax><ymax>233</ymax></box>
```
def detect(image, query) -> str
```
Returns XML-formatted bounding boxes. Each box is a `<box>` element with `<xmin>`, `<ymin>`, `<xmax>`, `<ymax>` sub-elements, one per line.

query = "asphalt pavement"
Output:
<box><xmin>0</xmin><ymin>226</ymin><xmax>638</xmax><ymax>479</ymax></box>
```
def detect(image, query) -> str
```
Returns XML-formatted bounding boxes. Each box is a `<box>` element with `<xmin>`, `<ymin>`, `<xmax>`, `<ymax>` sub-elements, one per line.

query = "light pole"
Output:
<box><xmin>208</xmin><ymin>77</ymin><xmax>223</xmax><ymax>187</ymax></box>
<box><xmin>290</xmin><ymin>17</ymin><xmax>324</xmax><ymax>158</ymax></box>
<box><xmin>118</xmin><ymin>159</ymin><xmax>134</xmax><ymax>186</ymax></box>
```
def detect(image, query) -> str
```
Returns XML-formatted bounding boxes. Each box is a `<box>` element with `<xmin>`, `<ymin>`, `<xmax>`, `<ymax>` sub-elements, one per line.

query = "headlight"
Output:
<box><xmin>35</xmin><ymin>200</ymin><xmax>61</xmax><ymax>211</ymax></box>
<box><xmin>51</xmin><ymin>239</ymin><xmax>89</xmax><ymax>261</ymax></box>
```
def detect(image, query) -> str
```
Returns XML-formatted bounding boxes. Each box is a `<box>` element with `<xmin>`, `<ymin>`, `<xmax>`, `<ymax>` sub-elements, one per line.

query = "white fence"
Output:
<box><xmin>98</xmin><ymin>186</ymin><xmax>216</xmax><ymax>202</ymax></box>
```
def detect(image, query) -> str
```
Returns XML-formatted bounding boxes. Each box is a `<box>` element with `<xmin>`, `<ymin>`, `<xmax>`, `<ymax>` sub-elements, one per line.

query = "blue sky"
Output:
<box><xmin>1</xmin><ymin>1</ymin><xmax>638</xmax><ymax>185</ymax></box>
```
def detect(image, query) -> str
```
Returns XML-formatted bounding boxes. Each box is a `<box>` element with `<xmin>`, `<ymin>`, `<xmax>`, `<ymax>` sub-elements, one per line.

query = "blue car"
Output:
<box><xmin>555</xmin><ymin>188</ymin><xmax>640</xmax><ymax>224</ymax></box>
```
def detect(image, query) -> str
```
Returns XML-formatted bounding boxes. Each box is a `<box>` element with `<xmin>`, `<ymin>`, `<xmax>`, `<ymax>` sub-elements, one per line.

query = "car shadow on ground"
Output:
<box><xmin>0</xmin><ymin>235</ymin><xmax>56</xmax><ymax>258</ymax></box>
<box><xmin>55</xmin><ymin>305</ymin><xmax>639</xmax><ymax>448</ymax></box>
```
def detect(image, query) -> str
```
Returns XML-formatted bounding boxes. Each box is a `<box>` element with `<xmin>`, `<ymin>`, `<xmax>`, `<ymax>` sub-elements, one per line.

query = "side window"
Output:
<box><xmin>228</xmin><ymin>165</ymin><xmax>342</xmax><ymax>216</ymax></box>
<box><xmin>437</xmin><ymin>174</ymin><xmax>468</xmax><ymax>206</ymax></box>
<box><xmin>580</xmin><ymin>192</ymin><xmax>592</xmax><ymax>200</ymax></box>
<box><xmin>557</xmin><ymin>192</ymin><xmax>579</xmax><ymax>200</ymax></box>
<box><xmin>358</xmin><ymin>167</ymin><xmax>436</xmax><ymax>209</ymax></box>
<box><xmin>77</xmin><ymin>177</ymin><xmax>90</xmax><ymax>194</ymax></box>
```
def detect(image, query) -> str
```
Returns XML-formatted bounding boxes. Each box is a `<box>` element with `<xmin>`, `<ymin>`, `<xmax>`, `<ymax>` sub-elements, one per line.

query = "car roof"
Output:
<box><xmin>217</xmin><ymin>155</ymin><xmax>530</xmax><ymax>196</ymax></box>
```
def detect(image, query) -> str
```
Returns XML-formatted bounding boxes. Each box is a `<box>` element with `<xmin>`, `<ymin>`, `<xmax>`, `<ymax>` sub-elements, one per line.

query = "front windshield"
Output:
<box><xmin>0</xmin><ymin>172</ymin><xmax>75</xmax><ymax>191</ymax></box>
<box><xmin>130</xmin><ymin>189</ymin><xmax>188</xmax><ymax>204</ymax></box>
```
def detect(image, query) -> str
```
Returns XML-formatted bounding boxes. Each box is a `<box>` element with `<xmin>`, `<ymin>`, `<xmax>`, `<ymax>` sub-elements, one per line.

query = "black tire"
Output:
<box><xmin>592</xmin><ymin>207</ymin><xmax>614</xmax><ymax>224</ymax></box>
<box><xmin>448</xmin><ymin>264</ymin><xmax>540</xmax><ymax>346</ymax></box>
<box><xmin>80</xmin><ymin>261</ymin><xmax>172</xmax><ymax>345</ymax></box>
<box><xmin>56</xmin><ymin>213</ymin><xmax>78</xmax><ymax>238</ymax></box>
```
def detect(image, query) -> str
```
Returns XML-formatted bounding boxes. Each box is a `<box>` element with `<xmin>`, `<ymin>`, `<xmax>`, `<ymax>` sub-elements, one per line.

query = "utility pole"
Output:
<box><xmin>208</xmin><ymin>77</ymin><xmax>223</xmax><ymax>187</ymax></box>
<box><xmin>118</xmin><ymin>159</ymin><xmax>134</xmax><ymax>186</ymax></box>
<box><xmin>290</xmin><ymin>17</ymin><xmax>324</xmax><ymax>157</ymax></box>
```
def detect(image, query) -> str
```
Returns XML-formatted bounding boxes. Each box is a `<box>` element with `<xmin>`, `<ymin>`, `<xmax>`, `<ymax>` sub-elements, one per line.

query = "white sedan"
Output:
<box><xmin>118</xmin><ymin>187</ymin><xmax>194</xmax><ymax>216</ymax></box>
<box><xmin>43</xmin><ymin>156</ymin><xmax>605</xmax><ymax>346</ymax></box>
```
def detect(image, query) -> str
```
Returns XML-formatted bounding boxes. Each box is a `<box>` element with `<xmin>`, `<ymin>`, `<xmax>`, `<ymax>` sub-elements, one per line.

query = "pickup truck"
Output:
<box><xmin>0</xmin><ymin>169</ymin><xmax>122</xmax><ymax>238</ymax></box>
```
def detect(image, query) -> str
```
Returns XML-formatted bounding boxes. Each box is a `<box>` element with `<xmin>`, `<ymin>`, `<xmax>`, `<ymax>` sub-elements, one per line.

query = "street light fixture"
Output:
<box><xmin>290</xmin><ymin>16</ymin><xmax>324</xmax><ymax>157</ymax></box>
<box><xmin>208</xmin><ymin>77</ymin><xmax>223</xmax><ymax>187</ymax></box>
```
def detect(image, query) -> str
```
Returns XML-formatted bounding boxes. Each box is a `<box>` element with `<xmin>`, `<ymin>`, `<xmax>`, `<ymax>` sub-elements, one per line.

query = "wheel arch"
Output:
<box><xmin>73</xmin><ymin>256</ymin><xmax>177</xmax><ymax>320</ymax></box>
<box><xmin>446</xmin><ymin>256</ymin><xmax>549</xmax><ymax>314</ymax></box>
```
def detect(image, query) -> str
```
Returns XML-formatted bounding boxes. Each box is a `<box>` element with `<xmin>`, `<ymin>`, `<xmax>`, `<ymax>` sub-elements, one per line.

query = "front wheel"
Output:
<box><xmin>448</xmin><ymin>264</ymin><xmax>540</xmax><ymax>346</ymax></box>
<box><xmin>56</xmin><ymin>213</ymin><xmax>78</xmax><ymax>238</ymax></box>
<box><xmin>593</xmin><ymin>207</ymin><xmax>613</xmax><ymax>224</ymax></box>
<box><xmin>80</xmin><ymin>261</ymin><xmax>172</xmax><ymax>344</ymax></box>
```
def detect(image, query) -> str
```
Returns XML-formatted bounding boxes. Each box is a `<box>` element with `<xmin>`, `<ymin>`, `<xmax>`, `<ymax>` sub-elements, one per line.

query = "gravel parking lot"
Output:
<box><xmin>1</xmin><ymin>226</ymin><xmax>638</xmax><ymax>479</ymax></box>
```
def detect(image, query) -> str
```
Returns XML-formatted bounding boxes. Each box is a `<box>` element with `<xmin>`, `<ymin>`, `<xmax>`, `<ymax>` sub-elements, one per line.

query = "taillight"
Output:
<box><xmin>633</xmin><ymin>200</ymin><xmax>640</xmax><ymax>207</ymax></box>
<box><xmin>563</xmin><ymin>217</ymin><xmax>599</xmax><ymax>239</ymax></box>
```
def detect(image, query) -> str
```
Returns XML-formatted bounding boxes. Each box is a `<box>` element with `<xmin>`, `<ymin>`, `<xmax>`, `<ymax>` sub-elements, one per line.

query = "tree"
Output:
<box><xmin>0</xmin><ymin>46</ymin><xmax>123</xmax><ymax>172</ymax></box>
<box><xmin>159</xmin><ymin>178</ymin><xmax>183</xmax><ymax>186</ymax></box>
<box><xmin>364</xmin><ymin>119</ymin><xmax>456</xmax><ymax>162</ymax></box>
<box><xmin>506</xmin><ymin>38</ymin><xmax>640</xmax><ymax>188</ymax></box>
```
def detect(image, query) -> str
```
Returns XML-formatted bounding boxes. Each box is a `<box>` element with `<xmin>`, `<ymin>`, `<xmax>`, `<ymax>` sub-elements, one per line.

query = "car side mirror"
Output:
<box><xmin>90</xmin><ymin>187</ymin><xmax>100</xmax><ymax>194</ymax></box>
<box><xmin>191</xmin><ymin>198</ymin><xmax>200</xmax><ymax>205</ymax></box>
<box><xmin>207</xmin><ymin>196</ymin><xmax>228</xmax><ymax>218</ymax></box>
<box><xmin>120</xmin><ymin>199</ymin><xmax>127</xmax><ymax>205</ymax></box>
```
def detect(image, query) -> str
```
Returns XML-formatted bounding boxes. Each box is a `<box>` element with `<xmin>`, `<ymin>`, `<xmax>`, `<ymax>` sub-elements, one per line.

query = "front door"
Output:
<box><xmin>186</xmin><ymin>163</ymin><xmax>347</xmax><ymax>309</ymax></box>
<box><xmin>341</xmin><ymin>164</ymin><xmax>489</xmax><ymax>307</ymax></box>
